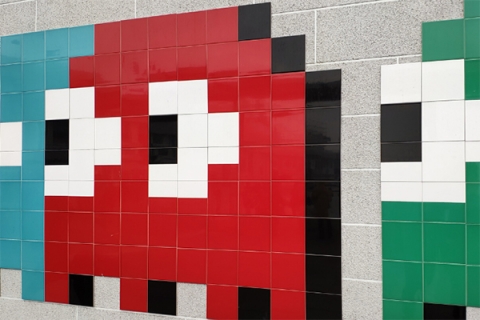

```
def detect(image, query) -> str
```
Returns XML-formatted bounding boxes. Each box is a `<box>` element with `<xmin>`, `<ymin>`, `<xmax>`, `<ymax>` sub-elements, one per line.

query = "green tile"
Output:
<box><xmin>382</xmin><ymin>201</ymin><xmax>422</xmax><ymax>222</ymax></box>
<box><xmin>468</xmin><ymin>183</ymin><xmax>480</xmax><ymax>224</ymax></box>
<box><xmin>383</xmin><ymin>300</ymin><xmax>423</xmax><ymax>320</ymax></box>
<box><xmin>466</xmin><ymin>59</ymin><xmax>480</xmax><ymax>100</ymax></box>
<box><xmin>468</xmin><ymin>266</ymin><xmax>480</xmax><ymax>307</ymax></box>
<box><xmin>466</xmin><ymin>0</ymin><xmax>480</xmax><ymax>18</ymax></box>
<box><xmin>424</xmin><ymin>263</ymin><xmax>466</xmax><ymax>306</ymax></box>
<box><xmin>466</xmin><ymin>18</ymin><xmax>480</xmax><ymax>59</ymax></box>
<box><xmin>468</xmin><ymin>225</ymin><xmax>480</xmax><ymax>265</ymax></box>
<box><xmin>467</xmin><ymin>162</ymin><xmax>480</xmax><ymax>182</ymax></box>
<box><xmin>383</xmin><ymin>222</ymin><xmax>422</xmax><ymax>261</ymax></box>
<box><xmin>423</xmin><ymin>202</ymin><xmax>465</xmax><ymax>223</ymax></box>
<box><xmin>383</xmin><ymin>260</ymin><xmax>423</xmax><ymax>301</ymax></box>
<box><xmin>424</xmin><ymin>223</ymin><xmax>465</xmax><ymax>264</ymax></box>
<box><xmin>422</xmin><ymin>19</ymin><xmax>464</xmax><ymax>61</ymax></box>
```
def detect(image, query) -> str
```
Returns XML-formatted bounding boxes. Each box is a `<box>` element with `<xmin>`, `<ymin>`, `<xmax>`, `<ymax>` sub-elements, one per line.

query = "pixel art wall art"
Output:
<box><xmin>0</xmin><ymin>3</ymin><xmax>342</xmax><ymax>319</ymax></box>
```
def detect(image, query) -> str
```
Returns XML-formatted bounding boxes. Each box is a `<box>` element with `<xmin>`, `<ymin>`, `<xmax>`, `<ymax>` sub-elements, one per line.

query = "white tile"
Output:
<box><xmin>208</xmin><ymin>147</ymin><xmax>239</xmax><ymax>164</ymax></box>
<box><xmin>380</xmin><ymin>162</ymin><xmax>422</xmax><ymax>182</ymax></box>
<box><xmin>45</xmin><ymin>180</ymin><xmax>68</xmax><ymax>196</ymax></box>
<box><xmin>0</xmin><ymin>151</ymin><xmax>21</xmax><ymax>166</ymax></box>
<box><xmin>0</xmin><ymin>122</ymin><xmax>22</xmax><ymax>152</ymax></box>
<box><xmin>422</xmin><ymin>59</ymin><xmax>464</xmax><ymax>102</ymax></box>
<box><xmin>69</xmin><ymin>149</ymin><xmax>94</xmax><ymax>181</ymax></box>
<box><xmin>149</xmin><ymin>81</ymin><xmax>178</xmax><ymax>115</ymax></box>
<box><xmin>467</xmin><ymin>142</ymin><xmax>480</xmax><ymax>162</ymax></box>
<box><xmin>94</xmin><ymin>149</ymin><xmax>121</xmax><ymax>165</ymax></box>
<box><xmin>178</xmin><ymin>114</ymin><xmax>207</xmax><ymax>148</ymax></box>
<box><xmin>381</xmin><ymin>182</ymin><xmax>422</xmax><ymax>202</ymax></box>
<box><xmin>208</xmin><ymin>112</ymin><xmax>239</xmax><ymax>147</ymax></box>
<box><xmin>381</xmin><ymin>62</ymin><xmax>421</xmax><ymax>104</ymax></box>
<box><xmin>70</xmin><ymin>118</ymin><xmax>95</xmax><ymax>150</ymax></box>
<box><xmin>70</xmin><ymin>87</ymin><xmax>94</xmax><ymax>119</ymax></box>
<box><xmin>422</xmin><ymin>141</ymin><xmax>465</xmax><ymax>182</ymax></box>
<box><xmin>423</xmin><ymin>182</ymin><xmax>465</xmax><ymax>203</ymax></box>
<box><xmin>178</xmin><ymin>80</ymin><xmax>208</xmax><ymax>114</ymax></box>
<box><xmin>149</xmin><ymin>164</ymin><xmax>177</xmax><ymax>181</ymax></box>
<box><xmin>177</xmin><ymin>283</ymin><xmax>207</xmax><ymax>318</ymax></box>
<box><xmin>69</xmin><ymin>181</ymin><xmax>94</xmax><ymax>197</ymax></box>
<box><xmin>466</xmin><ymin>100</ymin><xmax>480</xmax><ymax>141</ymax></box>
<box><xmin>178</xmin><ymin>148</ymin><xmax>208</xmax><ymax>181</ymax></box>
<box><xmin>45</xmin><ymin>89</ymin><xmax>69</xmax><ymax>120</ymax></box>
<box><xmin>95</xmin><ymin>117</ymin><xmax>121</xmax><ymax>149</ymax></box>
<box><xmin>45</xmin><ymin>165</ymin><xmax>69</xmax><ymax>181</ymax></box>
<box><xmin>422</xmin><ymin>100</ymin><xmax>464</xmax><ymax>142</ymax></box>
<box><xmin>149</xmin><ymin>180</ymin><xmax>178</xmax><ymax>197</ymax></box>
<box><xmin>178</xmin><ymin>181</ymin><xmax>208</xmax><ymax>198</ymax></box>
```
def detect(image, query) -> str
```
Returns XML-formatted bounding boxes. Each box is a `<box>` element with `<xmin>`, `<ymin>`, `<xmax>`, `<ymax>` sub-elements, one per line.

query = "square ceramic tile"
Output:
<box><xmin>178</xmin><ymin>181</ymin><xmax>208</xmax><ymax>198</ymax></box>
<box><xmin>69</xmin><ymin>180</ymin><xmax>94</xmax><ymax>196</ymax></box>
<box><xmin>149</xmin><ymin>180</ymin><xmax>178</xmax><ymax>198</ymax></box>
<box><xmin>381</xmin><ymin>63</ymin><xmax>422</xmax><ymax>104</ymax></box>
<box><xmin>178</xmin><ymin>148</ymin><xmax>208</xmax><ymax>181</ymax></box>
<box><xmin>208</xmin><ymin>147</ymin><xmax>239</xmax><ymax>164</ymax></box>
<box><xmin>70</xmin><ymin>87</ymin><xmax>94</xmax><ymax>119</ymax></box>
<box><xmin>422</xmin><ymin>141</ymin><xmax>465</xmax><ymax>182</ymax></box>
<box><xmin>149</xmin><ymin>81</ymin><xmax>178</xmax><ymax>115</ymax></box>
<box><xmin>45</xmin><ymin>165</ymin><xmax>69</xmax><ymax>181</ymax></box>
<box><xmin>149</xmin><ymin>164</ymin><xmax>178</xmax><ymax>181</ymax></box>
<box><xmin>423</xmin><ymin>182</ymin><xmax>466</xmax><ymax>203</ymax></box>
<box><xmin>69</xmin><ymin>149</ymin><xmax>94</xmax><ymax>181</ymax></box>
<box><xmin>95</xmin><ymin>117</ymin><xmax>121</xmax><ymax>149</ymax></box>
<box><xmin>422</xmin><ymin>59</ymin><xmax>464</xmax><ymax>102</ymax></box>
<box><xmin>94</xmin><ymin>149</ymin><xmax>121</xmax><ymax>165</ymax></box>
<box><xmin>466</xmin><ymin>141</ymin><xmax>480</xmax><ymax>161</ymax></box>
<box><xmin>381</xmin><ymin>162</ymin><xmax>422</xmax><ymax>182</ymax></box>
<box><xmin>0</xmin><ymin>122</ymin><xmax>22</xmax><ymax>152</ymax></box>
<box><xmin>44</xmin><ymin>180</ymin><xmax>69</xmax><ymax>196</ymax></box>
<box><xmin>208</xmin><ymin>113</ymin><xmax>239</xmax><ymax>147</ymax></box>
<box><xmin>466</xmin><ymin>100</ymin><xmax>480</xmax><ymax>141</ymax></box>
<box><xmin>178</xmin><ymin>80</ymin><xmax>208</xmax><ymax>114</ymax></box>
<box><xmin>45</xmin><ymin>89</ymin><xmax>69</xmax><ymax>120</ymax></box>
<box><xmin>381</xmin><ymin>182</ymin><xmax>422</xmax><ymax>202</ymax></box>
<box><xmin>0</xmin><ymin>151</ymin><xmax>21</xmax><ymax>166</ymax></box>
<box><xmin>422</xmin><ymin>100</ymin><xmax>465</xmax><ymax>142</ymax></box>
<box><xmin>178</xmin><ymin>114</ymin><xmax>208</xmax><ymax>148</ymax></box>
<box><xmin>70</xmin><ymin>118</ymin><xmax>95</xmax><ymax>150</ymax></box>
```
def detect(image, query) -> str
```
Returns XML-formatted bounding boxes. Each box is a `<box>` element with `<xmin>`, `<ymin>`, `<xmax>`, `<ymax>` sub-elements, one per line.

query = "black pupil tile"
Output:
<box><xmin>306</xmin><ymin>254</ymin><xmax>341</xmax><ymax>294</ymax></box>
<box><xmin>381</xmin><ymin>142</ymin><xmax>422</xmax><ymax>162</ymax></box>
<box><xmin>148</xmin><ymin>280</ymin><xmax>176</xmax><ymax>315</ymax></box>
<box><xmin>306</xmin><ymin>218</ymin><xmax>341</xmax><ymax>256</ymax></box>
<box><xmin>149</xmin><ymin>115</ymin><xmax>177</xmax><ymax>164</ymax></box>
<box><xmin>306</xmin><ymin>292</ymin><xmax>342</xmax><ymax>320</ymax></box>
<box><xmin>381</xmin><ymin>103</ymin><xmax>421</xmax><ymax>143</ymax></box>
<box><xmin>306</xmin><ymin>107</ymin><xmax>341</xmax><ymax>144</ymax></box>
<box><xmin>238</xmin><ymin>3</ymin><xmax>271</xmax><ymax>41</ymax></box>
<box><xmin>306</xmin><ymin>145</ymin><xmax>341</xmax><ymax>181</ymax></box>
<box><xmin>69</xmin><ymin>274</ymin><xmax>93</xmax><ymax>307</ymax></box>
<box><xmin>271</xmin><ymin>35</ymin><xmax>306</xmax><ymax>74</ymax></box>
<box><xmin>424</xmin><ymin>303</ymin><xmax>466</xmax><ymax>320</ymax></box>
<box><xmin>306</xmin><ymin>181</ymin><xmax>340</xmax><ymax>218</ymax></box>
<box><xmin>45</xmin><ymin>119</ymin><xmax>69</xmax><ymax>165</ymax></box>
<box><xmin>238</xmin><ymin>287</ymin><xmax>270</xmax><ymax>320</ymax></box>
<box><xmin>306</xmin><ymin>70</ymin><xmax>341</xmax><ymax>108</ymax></box>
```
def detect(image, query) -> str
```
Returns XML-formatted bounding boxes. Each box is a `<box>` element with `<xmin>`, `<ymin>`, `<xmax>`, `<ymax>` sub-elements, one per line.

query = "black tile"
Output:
<box><xmin>424</xmin><ymin>303</ymin><xmax>466</xmax><ymax>320</ymax></box>
<box><xmin>306</xmin><ymin>254</ymin><xmax>341</xmax><ymax>294</ymax></box>
<box><xmin>306</xmin><ymin>218</ymin><xmax>341</xmax><ymax>256</ymax></box>
<box><xmin>381</xmin><ymin>142</ymin><xmax>421</xmax><ymax>162</ymax></box>
<box><xmin>381</xmin><ymin>103</ymin><xmax>421</xmax><ymax>143</ymax></box>
<box><xmin>148</xmin><ymin>280</ymin><xmax>176</xmax><ymax>316</ymax></box>
<box><xmin>271</xmin><ymin>35</ymin><xmax>305</xmax><ymax>74</ymax></box>
<box><xmin>149</xmin><ymin>115</ymin><xmax>177</xmax><ymax>148</ymax></box>
<box><xmin>306</xmin><ymin>107</ymin><xmax>340</xmax><ymax>144</ymax></box>
<box><xmin>149</xmin><ymin>148</ymin><xmax>177</xmax><ymax>164</ymax></box>
<box><xmin>306</xmin><ymin>145</ymin><xmax>340</xmax><ymax>181</ymax></box>
<box><xmin>238</xmin><ymin>287</ymin><xmax>270</xmax><ymax>320</ymax></box>
<box><xmin>238</xmin><ymin>3</ymin><xmax>271</xmax><ymax>41</ymax></box>
<box><xmin>306</xmin><ymin>70</ymin><xmax>341</xmax><ymax>108</ymax></box>
<box><xmin>306</xmin><ymin>292</ymin><xmax>342</xmax><ymax>320</ymax></box>
<box><xmin>306</xmin><ymin>182</ymin><xmax>340</xmax><ymax>218</ymax></box>
<box><xmin>69</xmin><ymin>274</ymin><xmax>93</xmax><ymax>307</ymax></box>
<box><xmin>45</xmin><ymin>150</ymin><xmax>69</xmax><ymax>165</ymax></box>
<box><xmin>45</xmin><ymin>119</ymin><xmax>69</xmax><ymax>150</ymax></box>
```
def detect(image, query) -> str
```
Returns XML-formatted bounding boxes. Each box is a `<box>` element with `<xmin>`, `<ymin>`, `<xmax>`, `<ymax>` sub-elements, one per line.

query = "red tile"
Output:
<box><xmin>121</xmin><ymin>51</ymin><xmax>148</xmax><ymax>84</ymax></box>
<box><xmin>149</xmin><ymin>48</ymin><xmax>177</xmax><ymax>82</ymax></box>
<box><xmin>239</xmin><ymin>146</ymin><xmax>271</xmax><ymax>181</ymax></box>
<box><xmin>45</xmin><ymin>211</ymin><xmax>68</xmax><ymax>242</ymax></box>
<box><xmin>272</xmin><ymin>109</ymin><xmax>305</xmax><ymax>145</ymax></box>
<box><xmin>148</xmin><ymin>14</ymin><xmax>177</xmax><ymax>49</ymax></box>
<box><xmin>208</xmin><ymin>164</ymin><xmax>239</xmax><ymax>181</ymax></box>
<box><xmin>69</xmin><ymin>196</ymin><xmax>93</xmax><ymax>212</ymax></box>
<box><xmin>272</xmin><ymin>145</ymin><xmax>305</xmax><ymax>180</ymax></box>
<box><xmin>95</xmin><ymin>85</ymin><xmax>121</xmax><ymax>118</ymax></box>
<box><xmin>45</xmin><ymin>196</ymin><xmax>68</xmax><ymax>211</ymax></box>
<box><xmin>177</xmin><ymin>11</ymin><xmax>206</xmax><ymax>46</ymax></box>
<box><xmin>95</xmin><ymin>54</ymin><xmax>120</xmax><ymax>85</ymax></box>
<box><xmin>94</xmin><ymin>213</ymin><xmax>120</xmax><ymax>244</ymax></box>
<box><xmin>272</xmin><ymin>253</ymin><xmax>305</xmax><ymax>291</ymax></box>
<box><xmin>208</xmin><ymin>78</ymin><xmax>238</xmax><ymax>113</ymax></box>
<box><xmin>121</xmin><ymin>245</ymin><xmax>148</xmax><ymax>279</ymax></box>
<box><xmin>121</xmin><ymin>18</ymin><xmax>148</xmax><ymax>51</ymax></box>
<box><xmin>121</xmin><ymin>181</ymin><xmax>148</xmax><ymax>213</ymax></box>
<box><xmin>69</xmin><ymin>212</ymin><xmax>93</xmax><ymax>243</ymax></box>
<box><xmin>238</xmin><ymin>251</ymin><xmax>270</xmax><ymax>288</ymax></box>
<box><xmin>149</xmin><ymin>214</ymin><xmax>177</xmax><ymax>247</ymax></box>
<box><xmin>239</xmin><ymin>39</ymin><xmax>271</xmax><ymax>76</ymax></box>
<box><xmin>271</xmin><ymin>72</ymin><xmax>305</xmax><ymax>110</ymax></box>
<box><xmin>208</xmin><ymin>216</ymin><xmax>238</xmax><ymax>250</ymax></box>
<box><xmin>177</xmin><ymin>249</ymin><xmax>207</xmax><ymax>284</ymax></box>
<box><xmin>271</xmin><ymin>290</ymin><xmax>306</xmax><ymax>320</ymax></box>
<box><xmin>94</xmin><ymin>181</ymin><xmax>120</xmax><ymax>213</ymax></box>
<box><xmin>207</xmin><ymin>250</ymin><xmax>237</xmax><ymax>285</ymax></box>
<box><xmin>121</xmin><ymin>116</ymin><xmax>149</xmax><ymax>148</ymax></box>
<box><xmin>239</xmin><ymin>76</ymin><xmax>271</xmax><ymax>111</ymax></box>
<box><xmin>206</xmin><ymin>7</ymin><xmax>238</xmax><ymax>44</ymax></box>
<box><xmin>178</xmin><ymin>198</ymin><xmax>207</xmax><ymax>215</ymax></box>
<box><xmin>207</xmin><ymin>285</ymin><xmax>238</xmax><ymax>320</ymax></box>
<box><xmin>45</xmin><ymin>242</ymin><xmax>68</xmax><ymax>273</ymax></box>
<box><xmin>69</xmin><ymin>243</ymin><xmax>93</xmax><ymax>275</ymax></box>
<box><xmin>94</xmin><ymin>245</ymin><xmax>120</xmax><ymax>277</ymax></box>
<box><xmin>207</xmin><ymin>42</ymin><xmax>238</xmax><ymax>78</ymax></box>
<box><xmin>178</xmin><ymin>215</ymin><xmax>207</xmax><ymax>249</ymax></box>
<box><xmin>148</xmin><ymin>246</ymin><xmax>177</xmax><ymax>281</ymax></box>
<box><xmin>69</xmin><ymin>56</ymin><xmax>94</xmax><ymax>88</ymax></box>
<box><xmin>149</xmin><ymin>197</ymin><xmax>178</xmax><ymax>214</ymax></box>
<box><xmin>239</xmin><ymin>182</ymin><xmax>271</xmax><ymax>216</ymax></box>
<box><xmin>45</xmin><ymin>272</ymin><xmax>69</xmax><ymax>304</ymax></box>
<box><xmin>239</xmin><ymin>216</ymin><xmax>270</xmax><ymax>251</ymax></box>
<box><xmin>121</xmin><ymin>148</ymin><xmax>149</xmax><ymax>181</ymax></box>
<box><xmin>121</xmin><ymin>213</ymin><xmax>148</xmax><ymax>245</ymax></box>
<box><xmin>95</xmin><ymin>21</ymin><xmax>120</xmax><ymax>54</ymax></box>
<box><xmin>272</xmin><ymin>182</ymin><xmax>305</xmax><ymax>217</ymax></box>
<box><xmin>239</xmin><ymin>111</ymin><xmax>271</xmax><ymax>147</ymax></box>
<box><xmin>208</xmin><ymin>181</ymin><xmax>238</xmax><ymax>215</ymax></box>
<box><xmin>120</xmin><ymin>278</ymin><xmax>147</xmax><ymax>312</ymax></box>
<box><xmin>95</xmin><ymin>165</ymin><xmax>121</xmax><ymax>180</ymax></box>
<box><xmin>272</xmin><ymin>217</ymin><xmax>305</xmax><ymax>254</ymax></box>
<box><xmin>121</xmin><ymin>83</ymin><xmax>149</xmax><ymax>116</ymax></box>
<box><xmin>178</xmin><ymin>45</ymin><xmax>207</xmax><ymax>80</ymax></box>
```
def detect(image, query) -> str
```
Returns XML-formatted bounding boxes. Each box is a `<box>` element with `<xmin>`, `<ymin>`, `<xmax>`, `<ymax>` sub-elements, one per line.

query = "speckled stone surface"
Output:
<box><xmin>94</xmin><ymin>276</ymin><xmax>120</xmax><ymax>310</ymax></box>
<box><xmin>257</xmin><ymin>0</ymin><xmax>389</xmax><ymax>13</ymax></box>
<box><xmin>0</xmin><ymin>298</ymin><xmax>77</xmax><ymax>320</ymax></box>
<box><xmin>342</xmin><ymin>279</ymin><xmax>382</xmax><ymax>320</ymax></box>
<box><xmin>0</xmin><ymin>269</ymin><xmax>22</xmax><ymax>299</ymax></box>
<box><xmin>341</xmin><ymin>115</ymin><xmax>380</xmax><ymax>169</ymax></box>
<box><xmin>136</xmin><ymin>0</ymin><xmax>253</xmax><ymax>17</ymax></box>
<box><xmin>177</xmin><ymin>283</ymin><xmax>206</xmax><ymax>319</ymax></box>
<box><xmin>77</xmin><ymin>306</ymin><xmax>187</xmax><ymax>320</ymax></box>
<box><xmin>467</xmin><ymin>307</ymin><xmax>480</xmax><ymax>320</ymax></box>
<box><xmin>399</xmin><ymin>55</ymin><xmax>422</xmax><ymax>64</ymax></box>
<box><xmin>0</xmin><ymin>0</ymin><xmax>35</xmax><ymax>36</ymax></box>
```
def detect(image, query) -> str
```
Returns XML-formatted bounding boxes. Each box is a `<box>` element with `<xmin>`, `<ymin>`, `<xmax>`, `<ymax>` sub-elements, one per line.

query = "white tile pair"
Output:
<box><xmin>149</xmin><ymin>80</ymin><xmax>208</xmax><ymax>115</ymax></box>
<box><xmin>381</xmin><ymin>181</ymin><xmax>465</xmax><ymax>203</ymax></box>
<box><xmin>0</xmin><ymin>122</ymin><xmax>22</xmax><ymax>166</ymax></box>
<box><xmin>46</xmin><ymin>87</ymin><xmax>94</xmax><ymax>120</ymax></box>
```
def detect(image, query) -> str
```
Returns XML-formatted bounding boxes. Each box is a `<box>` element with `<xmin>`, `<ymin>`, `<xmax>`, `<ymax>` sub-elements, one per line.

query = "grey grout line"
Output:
<box><xmin>342</xmin><ymin>223</ymin><xmax>381</xmax><ymax>227</ymax></box>
<box><xmin>342</xmin><ymin>113</ymin><xmax>380</xmax><ymax>117</ymax></box>
<box><xmin>272</xmin><ymin>0</ymin><xmax>399</xmax><ymax>16</ymax></box>
<box><xmin>342</xmin><ymin>168</ymin><xmax>380</xmax><ymax>171</ymax></box>
<box><xmin>0</xmin><ymin>0</ymin><xmax>33</xmax><ymax>6</ymax></box>
<box><xmin>134</xmin><ymin>0</ymin><xmax>137</xmax><ymax>18</ymax></box>
<box><xmin>314</xmin><ymin>10</ymin><xmax>317</xmax><ymax>64</ymax></box>
<box><xmin>34</xmin><ymin>0</ymin><xmax>37</xmax><ymax>31</ymax></box>
<box><xmin>342</xmin><ymin>278</ymin><xmax>382</xmax><ymax>283</ymax></box>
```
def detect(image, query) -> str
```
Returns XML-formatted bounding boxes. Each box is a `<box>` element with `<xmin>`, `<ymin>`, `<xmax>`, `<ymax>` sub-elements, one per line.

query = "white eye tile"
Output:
<box><xmin>466</xmin><ymin>100</ymin><xmax>480</xmax><ymax>141</ymax></box>
<box><xmin>70</xmin><ymin>118</ymin><xmax>95</xmax><ymax>150</ymax></box>
<box><xmin>422</xmin><ymin>141</ymin><xmax>465</xmax><ymax>182</ymax></box>
<box><xmin>0</xmin><ymin>122</ymin><xmax>22</xmax><ymax>152</ymax></box>
<box><xmin>423</xmin><ymin>182</ymin><xmax>465</xmax><ymax>203</ymax></box>
<box><xmin>94</xmin><ymin>149</ymin><xmax>121</xmax><ymax>165</ymax></box>
<box><xmin>149</xmin><ymin>164</ymin><xmax>178</xmax><ymax>181</ymax></box>
<box><xmin>70</xmin><ymin>87</ymin><xmax>94</xmax><ymax>119</ymax></box>
<box><xmin>95</xmin><ymin>117</ymin><xmax>121</xmax><ymax>149</ymax></box>
<box><xmin>381</xmin><ymin>162</ymin><xmax>422</xmax><ymax>182</ymax></box>
<box><xmin>45</xmin><ymin>165</ymin><xmax>69</xmax><ymax>181</ymax></box>
<box><xmin>381</xmin><ymin>182</ymin><xmax>422</xmax><ymax>202</ymax></box>
<box><xmin>45</xmin><ymin>180</ymin><xmax>69</xmax><ymax>196</ymax></box>
<box><xmin>178</xmin><ymin>181</ymin><xmax>207</xmax><ymax>198</ymax></box>
<box><xmin>45</xmin><ymin>89</ymin><xmax>69</xmax><ymax>120</ymax></box>
<box><xmin>422</xmin><ymin>100</ymin><xmax>465</xmax><ymax>142</ymax></box>
<box><xmin>208</xmin><ymin>147</ymin><xmax>239</xmax><ymax>164</ymax></box>
<box><xmin>0</xmin><ymin>151</ymin><xmax>21</xmax><ymax>166</ymax></box>
<box><xmin>381</xmin><ymin>62</ymin><xmax>422</xmax><ymax>104</ymax></box>
<box><xmin>178</xmin><ymin>80</ymin><xmax>208</xmax><ymax>114</ymax></box>
<box><xmin>467</xmin><ymin>142</ymin><xmax>480</xmax><ymax>162</ymax></box>
<box><xmin>422</xmin><ymin>59</ymin><xmax>464</xmax><ymax>102</ymax></box>
<box><xmin>149</xmin><ymin>81</ymin><xmax>178</xmax><ymax>115</ymax></box>
<box><xmin>178</xmin><ymin>114</ymin><xmax>207</xmax><ymax>148</ymax></box>
<box><xmin>208</xmin><ymin>112</ymin><xmax>239</xmax><ymax>147</ymax></box>
<box><xmin>149</xmin><ymin>180</ymin><xmax>178</xmax><ymax>197</ymax></box>
<box><xmin>69</xmin><ymin>181</ymin><xmax>94</xmax><ymax>197</ymax></box>
<box><xmin>178</xmin><ymin>148</ymin><xmax>207</xmax><ymax>181</ymax></box>
<box><xmin>69</xmin><ymin>149</ymin><xmax>94</xmax><ymax>181</ymax></box>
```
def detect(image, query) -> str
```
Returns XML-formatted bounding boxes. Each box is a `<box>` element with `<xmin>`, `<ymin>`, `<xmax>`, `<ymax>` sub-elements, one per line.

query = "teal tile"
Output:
<box><xmin>22</xmin><ymin>151</ymin><xmax>44</xmax><ymax>181</ymax></box>
<box><xmin>424</xmin><ymin>263</ymin><xmax>466</xmax><ymax>306</ymax></box>
<box><xmin>46</xmin><ymin>28</ymin><xmax>68</xmax><ymax>59</ymax></box>
<box><xmin>45</xmin><ymin>59</ymin><xmax>69</xmax><ymax>89</ymax></box>
<box><xmin>22</xmin><ymin>241</ymin><xmax>44</xmax><ymax>271</ymax></box>
<box><xmin>1</xmin><ymin>35</ymin><xmax>22</xmax><ymax>65</ymax></box>
<box><xmin>23</xmin><ymin>31</ymin><xmax>45</xmax><ymax>62</ymax></box>
<box><xmin>69</xmin><ymin>25</ymin><xmax>94</xmax><ymax>57</ymax></box>
<box><xmin>22</xmin><ymin>211</ymin><xmax>43</xmax><ymax>241</ymax></box>
<box><xmin>23</xmin><ymin>91</ymin><xmax>45</xmax><ymax>121</ymax></box>
<box><xmin>0</xmin><ymin>239</ymin><xmax>21</xmax><ymax>269</ymax></box>
<box><xmin>0</xmin><ymin>181</ymin><xmax>21</xmax><ymax>210</ymax></box>
<box><xmin>1</xmin><ymin>64</ymin><xmax>22</xmax><ymax>93</ymax></box>
<box><xmin>0</xmin><ymin>93</ymin><xmax>22</xmax><ymax>122</ymax></box>
<box><xmin>22</xmin><ymin>121</ymin><xmax>45</xmax><ymax>151</ymax></box>
<box><xmin>23</xmin><ymin>62</ymin><xmax>45</xmax><ymax>92</ymax></box>
<box><xmin>0</xmin><ymin>211</ymin><xmax>21</xmax><ymax>239</ymax></box>
<box><xmin>0</xmin><ymin>166</ymin><xmax>21</xmax><ymax>181</ymax></box>
<box><xmin>22</xmin><ymin>270</ymin><xmax>44</xmax><ymax>301</ymax></box>
<box><xmin>21</xmin><ymin>181</ymin><xmax>44</xmax><ymax>211</ymax></box>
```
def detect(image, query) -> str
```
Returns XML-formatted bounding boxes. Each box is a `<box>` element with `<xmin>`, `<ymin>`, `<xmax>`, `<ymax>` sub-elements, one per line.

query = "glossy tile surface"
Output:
<box><xmin>306</xmin><ymin>70</ymin><xmax>341</xmax><ymax>108</ymax></box>
<box><xmin>238</xmin><ymin>3</ymin><xmax>271</xmax><ymax>41</ymax></box>
<box><xmin>271</xmin><ymin>35</ymin><xmax>306</xmax><ymax>74</ymax></box>
<box><xmin>147</xmin><ymin>280</ymin><xmax>176</xmax><ymax>315</ymax></box>
<box><xmin>69</xmin><ymin>274</ymin><xmax>93</xmax><ymax>307</ymax></box>
<box><xmin>238</xmin><ymin>287</ymin><xmax>270</xmax><ymax>319</ymax></box>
